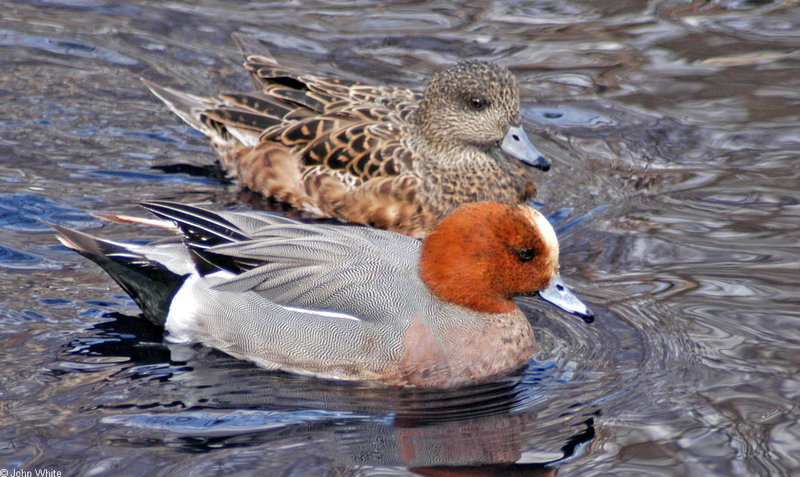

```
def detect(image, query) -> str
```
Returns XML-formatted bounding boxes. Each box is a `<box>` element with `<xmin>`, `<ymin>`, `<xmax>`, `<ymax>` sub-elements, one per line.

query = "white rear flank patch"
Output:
<box><xmin>165</xmin><ymin>271</ymin><xmax>234</xmax><ymax>344</ymax></box>
<box><xmin>164</xmin><ymin>274</ymin><xmax>201</xmax><ymax>344</ymax></box>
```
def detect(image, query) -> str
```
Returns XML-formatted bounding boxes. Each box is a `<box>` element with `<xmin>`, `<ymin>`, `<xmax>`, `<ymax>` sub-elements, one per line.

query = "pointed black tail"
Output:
<box><xmin>51</xmin><ymin>223</ymin><xmax>185</xmax><ymax>326</ymax></box>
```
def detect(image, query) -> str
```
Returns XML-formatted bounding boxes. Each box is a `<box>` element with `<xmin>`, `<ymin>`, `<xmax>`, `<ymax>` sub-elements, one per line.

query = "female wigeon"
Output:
<box><xmin>53</xmin><ymin>201</ymin><xmax>591</xmax><ymax>388</ymax></box>
<box><xmin>145</xmin><ymin>34</ymin><xmax>550</xmax><ymax>238</ymax></box>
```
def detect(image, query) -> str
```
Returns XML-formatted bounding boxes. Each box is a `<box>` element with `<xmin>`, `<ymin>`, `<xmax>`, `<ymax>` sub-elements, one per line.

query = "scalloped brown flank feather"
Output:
<box><xmin>146</xmin><ymin>35</ymin><xmax>539</xmax><ymax>238</ymax></box>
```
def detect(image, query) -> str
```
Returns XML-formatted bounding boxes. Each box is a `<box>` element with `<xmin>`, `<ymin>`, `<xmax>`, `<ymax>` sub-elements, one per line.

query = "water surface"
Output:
<box><xmin>1</xmin><ymin>1</ymin><xmax>799</xmax><ymax>475</ymax></box>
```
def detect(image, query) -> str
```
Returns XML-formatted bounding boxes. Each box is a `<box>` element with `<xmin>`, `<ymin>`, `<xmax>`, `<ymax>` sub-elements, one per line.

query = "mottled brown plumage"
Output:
<box><xmin>146</xmin><ymin>34</ymin><xmax>549</xmax><ymax>237</ymax></box>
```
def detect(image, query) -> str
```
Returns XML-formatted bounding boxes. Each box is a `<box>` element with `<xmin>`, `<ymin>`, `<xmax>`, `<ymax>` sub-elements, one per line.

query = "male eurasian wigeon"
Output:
<box><xmin>145</xmin><ymin>35</ymin><xmax>550</xmax><ymax>238</ymax></box>
<box><xmin>53</xmin><ymin>201</ymin><xmax>592</xmax><ymax>388</ymax></box>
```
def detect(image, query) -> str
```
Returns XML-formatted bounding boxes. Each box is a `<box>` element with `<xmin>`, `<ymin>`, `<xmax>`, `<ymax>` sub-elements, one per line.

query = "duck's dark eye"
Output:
<box><xmin>468</xmin><ymin>97</ymin><xmax>486</xmax><ymax>110</ymax></box>
<box><xmin>517</xmin><ymin>247</ymin><xmax>537</xmax><ymax>262</ymax></box>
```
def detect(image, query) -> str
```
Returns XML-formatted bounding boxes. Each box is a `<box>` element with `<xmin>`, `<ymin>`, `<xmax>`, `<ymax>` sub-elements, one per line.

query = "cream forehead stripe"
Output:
<box><xmin>519</xmin><ymin>206</ymin><xmax>559</xmax><ymax>260</ymax></box>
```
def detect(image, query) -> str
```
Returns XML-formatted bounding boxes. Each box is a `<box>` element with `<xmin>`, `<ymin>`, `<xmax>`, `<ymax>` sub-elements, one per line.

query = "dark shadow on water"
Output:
<box><xmin>150</xmin><ymin>163</ymin><xmax>232</xmax><ymax>184</ymax></box>
<box><xmin>67</xmin><ymin>311</ymin><xmax>174</xmax><ymax>366</ymax></box>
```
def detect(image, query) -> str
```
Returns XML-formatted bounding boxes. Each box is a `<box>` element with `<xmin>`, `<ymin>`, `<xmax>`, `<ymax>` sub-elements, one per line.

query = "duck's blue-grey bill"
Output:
<box><xmin>501</xmin><ymin>124</ymin><xmax>551</xmax><ymax>171</ymax></box>
<box><xmin>538</xmin><ymin>274</ymin><xmax>594</xmax><ymax>323</ymax></box>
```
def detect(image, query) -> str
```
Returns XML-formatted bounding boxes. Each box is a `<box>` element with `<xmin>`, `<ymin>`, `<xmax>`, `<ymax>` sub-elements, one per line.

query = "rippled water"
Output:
<box><xmin>1</xmin><ymin>1</ymin><xmax>799</xmax><ymax>475</ymax></box>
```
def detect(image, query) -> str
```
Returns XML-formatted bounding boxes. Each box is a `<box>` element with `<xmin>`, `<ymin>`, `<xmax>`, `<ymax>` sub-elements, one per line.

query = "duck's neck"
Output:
<box><xmin>408</xmin><ymin>135</ymin><xmax>534</xmax><ymax>211</ymax></box>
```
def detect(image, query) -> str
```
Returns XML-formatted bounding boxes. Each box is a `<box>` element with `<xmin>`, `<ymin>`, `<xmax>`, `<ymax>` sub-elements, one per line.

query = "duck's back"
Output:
<box><xmin>146</xmin><ymin>202</ymin><xmax>430</xmax><ymax>323</ymax></box>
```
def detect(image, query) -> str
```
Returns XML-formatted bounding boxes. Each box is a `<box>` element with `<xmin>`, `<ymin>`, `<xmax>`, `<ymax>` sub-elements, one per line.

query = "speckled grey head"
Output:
<box><xmin>416</xmin><ymin>61</ymin><xmax>519</xmax><ymax>142</ymax></box>
<box><xmin>415</xmin><ymin>60</ymin><xmax>549</xmax><ymax>170</ymax></box>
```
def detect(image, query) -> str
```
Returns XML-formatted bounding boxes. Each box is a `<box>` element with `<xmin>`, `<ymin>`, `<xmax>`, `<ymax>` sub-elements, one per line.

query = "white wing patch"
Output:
<box><xmin>281</xmin><ymin>305</ymin><xmax>362</xmax><ymax>321</ymax></box>
<box><xmin>227</xmin><ymin>125</ymin><xmax>260</xmax><ymax>147</ymax></box>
